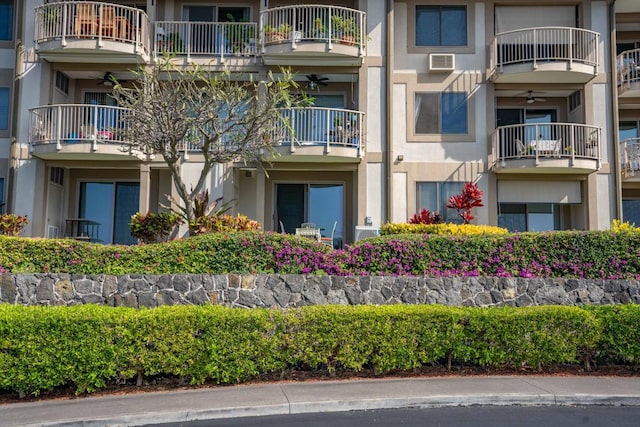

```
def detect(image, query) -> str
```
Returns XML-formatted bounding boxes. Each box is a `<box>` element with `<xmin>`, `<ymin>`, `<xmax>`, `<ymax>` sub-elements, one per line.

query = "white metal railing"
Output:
<box><xmin>617</xmin><ymin>49</ymin><xmax>640</xmax><ymax>90</ymax></box>
<box><xmin>490</xmin><ymin>27</ymin><xmax>599</xmax><ymax>73</ymax></box>
<box><xmin>34</xmin><ymin>1</ymin><xmax>151</xmax><ymax>55</ymax></box>
<box><xmin>621</xmin><ymin>138</ymin><xmax>640</xmax><ymax>177</ymax></box>
<box><xmin>260</xmin><ymin>5</ymin><xmax>366</xmax><ymax>54</ymax></box>
<box><xmin>492</xmin><ymin>123</ymin><xmax>600</xmax><ymax>166</ymax></box>
<box><xmin>277</xmin><ymin>107</ymin><xmax>364</xmax><ymax>150</ymax></box>
<box><xmin>29</xmin><ymin>104</ymin><xmax>129</xmax><ymax>152</ymax></box>
<box><xmin>154</xmin><ymin>21</ymin><xmax>258</xmax><ymax>58</ymax></box>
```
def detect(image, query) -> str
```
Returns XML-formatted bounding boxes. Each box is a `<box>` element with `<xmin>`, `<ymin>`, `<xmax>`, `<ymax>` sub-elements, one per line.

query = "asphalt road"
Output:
<box><xmin>145</xmin><ymin>406</ymin><xmax>640</xmax><ymax>427</ymax></box>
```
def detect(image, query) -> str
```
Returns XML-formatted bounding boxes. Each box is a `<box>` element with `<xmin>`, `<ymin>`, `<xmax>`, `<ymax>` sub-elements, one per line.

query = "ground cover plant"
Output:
<box><xmin>0</xmin><ymin>304</ymin><xmax>637</xmax><ymax>398</ymax></box>
<box><xmin>1</xmin><ymin>229</ymin><xmax>639</xmax><ymax>279</ymax></box>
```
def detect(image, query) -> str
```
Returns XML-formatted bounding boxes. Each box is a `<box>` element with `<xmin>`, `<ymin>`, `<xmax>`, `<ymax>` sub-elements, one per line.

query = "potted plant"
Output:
<box><xmin>330</xmin><ymin>15</ymin><xmax>345</xmax><ymax>41</ymax></box>
<box><xmin>312</xmin><ymin>17</ymin><xmax>326</xmax><ymax>40</ymax></box>
<box><xmin>264</xmin><ymin>24</ymin><xmax>286</xmax><ymax>43</ymax></box>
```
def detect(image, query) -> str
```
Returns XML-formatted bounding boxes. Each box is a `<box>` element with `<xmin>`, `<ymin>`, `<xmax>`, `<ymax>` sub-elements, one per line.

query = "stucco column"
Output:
<box><xmin>139</xmin><ymin>163</ymin><xmax>150</xmax><ymax>213</ymax></box>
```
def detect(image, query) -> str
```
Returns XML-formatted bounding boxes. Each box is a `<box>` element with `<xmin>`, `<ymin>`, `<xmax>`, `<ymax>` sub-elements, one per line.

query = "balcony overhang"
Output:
<box><xmin>31</xmin><ymin>142</ymin><xmax>141</xmax><ymax>161</ymax></box>
<box><xmin>618</xmin><ymin>82</ymin><xmax>640</xmax><ymax>99</ymax></box>
<box><xmin>491</xmin><ymin>62</ymin><xmax>597</xmax><ymax>84</ymax></box>
<box><xmin>269</xmin><ymin>144</ymin><xmax>362</xmax><ymax>163</ymax></box>
<box><xmin>262</xmin><ymin>42</ymin><xmax>364</xmax><ymax>67</ymax></box>
<box><xmin>493</xmin><ymin>157</ymin><xmax>599</xmax><ymax>174</ymax></box>
<box><xmin>36</xmin><ymin>39</ymin><xmax>150</xmax><ymax>64</ymax></box>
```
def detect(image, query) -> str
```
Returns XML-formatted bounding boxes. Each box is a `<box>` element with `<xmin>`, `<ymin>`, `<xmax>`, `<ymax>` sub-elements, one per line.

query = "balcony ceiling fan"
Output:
<box><xmin>520</xmin><ymin>90</ymin><xmax>547</xmax><ymax>104</ymax></box>
<box><xmin>92</xmin><ymin>72</ymin><xmax>117</xmax><ymax>86</ymax></box>
<box><xmin>306</xmin><ymin>74</ymin><xmax>329</xmax><ymax>91</ymax></box>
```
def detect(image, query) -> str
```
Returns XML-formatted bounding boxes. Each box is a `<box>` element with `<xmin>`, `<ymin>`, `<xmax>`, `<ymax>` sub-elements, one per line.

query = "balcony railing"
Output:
<box><xmin>617</xmin><ymin>49</ymin><xmax>640</xmax><ymax>90</ymax></box>
<box><xmin>490</xmin><ymin>27</ymin><xmax>599</xmax><ymax>73</ymax></box>
<box><xmin>154</xmin><ymin>21</ymin><xmax>258</xmax><ymax>58</ymax></box>
<box><xmin>621</xmin><ymin>137</ymin><xmax>640</xmax><ymax>177</ymax></box>
<box><xmin>260</xmin><ymin>5</ymin><xmax>366</xmax><ymax>53</ymax></box>
<box><xmin>276</xmin><ymin>107</ymin><xmax>364</xmax><ymax>151</ymax></box>
<box><xmin>30</xmin><ymin>104</ymin><xmax>129</xmax><ymax>152</ymax></box>
<box><xmin>34</xmin><ymin>1</ymin><xmax>151</xmax><ymax>54</ymax></box>
<box><xmin>493</xmin><ymin>123</ymin><xmax>600</xmax><ymax>166</ymax></box>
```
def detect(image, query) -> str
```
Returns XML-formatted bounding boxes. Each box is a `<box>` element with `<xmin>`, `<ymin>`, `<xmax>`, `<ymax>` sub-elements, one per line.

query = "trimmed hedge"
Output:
<box><xmin>1</xmin><ymin>230</ymin><xmax>640</xmax><ymax>278</ymax></box>
<box><xmin>381</xmin><ymin>223</ymin><xmax>508</xmax><ymax>236</ymax></box>
<box><xmin>0</xmin><ymin>304</ymin><xmax>637</xmax><ymax>397</ymax></box>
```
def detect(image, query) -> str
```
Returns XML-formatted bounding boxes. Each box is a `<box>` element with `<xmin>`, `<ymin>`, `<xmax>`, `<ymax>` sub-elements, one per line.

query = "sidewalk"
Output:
<box><xmin>2</xmin><ymin>376</ymin><xmax>640</xmax><ymax>427</ymax></box>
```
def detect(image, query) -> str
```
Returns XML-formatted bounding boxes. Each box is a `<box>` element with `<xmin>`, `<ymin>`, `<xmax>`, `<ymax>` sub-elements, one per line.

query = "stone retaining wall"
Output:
<box><xmin>1</xmin><ymin>273</ymin><xmax>639</xmax><ymax>308</ymax></box>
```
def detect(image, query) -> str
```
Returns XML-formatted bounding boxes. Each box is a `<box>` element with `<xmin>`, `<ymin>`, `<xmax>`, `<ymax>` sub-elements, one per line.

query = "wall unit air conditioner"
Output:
<box><xmin>354</xmin><ymin>226</ymin><xmax>380</xmax><ymax>242</ymax></box>
<box><xmin>429</xmin><ymin>53</ymin><xmax>455</xmax><ymax>72</ymax></box>
<box><xmin>47</xmin><ymin>225</ymin><xmax>59</xmax><ymax>238</ymax></box>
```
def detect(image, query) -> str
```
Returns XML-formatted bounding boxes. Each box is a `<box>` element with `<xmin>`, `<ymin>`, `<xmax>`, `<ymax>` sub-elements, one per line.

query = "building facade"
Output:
<box><xmin>0</xmin><ymin>0</ymin><xmax>638</xmax><ymax>244</ymax></box>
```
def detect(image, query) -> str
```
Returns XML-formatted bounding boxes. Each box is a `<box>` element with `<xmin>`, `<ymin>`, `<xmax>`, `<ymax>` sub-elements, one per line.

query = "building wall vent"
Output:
<box><xmin>429</xmin><ymin>53</ymin><xmax>455</xmax><ymax>72</ymax></box>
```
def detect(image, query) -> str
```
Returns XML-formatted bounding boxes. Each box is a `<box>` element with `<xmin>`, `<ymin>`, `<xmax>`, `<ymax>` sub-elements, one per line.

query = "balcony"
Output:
<box><xmin>621</xmin><ymin>138</ymin><xmax>640</xmax><ymax>181</ymax></box>
<box><xmin>490</xmin><ymin>27</ymin><xmax>599</xmax><ymax>84</ymax></box>
<box><xmin>271</xmin><ymin>107</ymin><xmax>364</xmax><ymax>162</ymax></box>
<box><xmin>492</xmin><ymin>123</ymin><xmax>601</xmax><ymax>174</ymax></box>
<box><xmin>260</xmin><ymin>5</ymin><xmax>366</xmax><ymax>66</ymax></box>
<box><xmin>618</xmin><ymin>49</ymin><xmax>640</xmax><ymax>98</ymax></box>
<box><xmin>34</xmin><ymin>2</ymin><xmax>152</xmax><ymax>63</ymax></box>
<box><xmin>154</xmin><ymin>21</ymin><xmax>258</xmax><ymax>64</ymax></box>
<box><xmin>29</xmin><ymin>104</ymin><xmax>139</xmax><ymax>161</ymax></box>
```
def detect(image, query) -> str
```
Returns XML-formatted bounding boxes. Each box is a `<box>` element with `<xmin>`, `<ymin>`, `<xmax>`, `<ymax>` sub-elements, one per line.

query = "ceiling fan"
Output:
<box><xmin>520</xmin><ymin>90</ymin><xmax>547</xmax><ymax>104</ymax></box>
<box><xmin>306</xmin><ymin>74</ymin><xmax>329</xmax><ymax>91</ymax></box>
<box><xmin>93</xmin><ymin>72</ymin><xmax>117</xmax><ymax>86</ymax></box>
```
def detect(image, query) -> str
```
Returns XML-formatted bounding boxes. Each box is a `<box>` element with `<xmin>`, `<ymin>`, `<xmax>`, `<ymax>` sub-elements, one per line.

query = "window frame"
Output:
<box><xmin>416</xmin><ymin>181</ymin><xmax>465</xmax><ymax>224</ymax></box>
<box><xmin>0</xmin><ymin>0</ymin><xmax>13</xmax><ymax>44</ymax></box>
<box><xmin>414</xmin><ymin>91</ymin><xmax>469</xmax><ymax>136</ymax></box>
<box><xmin>0</xmin><ymin>86</ymin><xmax>10</xmax><ymax>135</ymax></box>
<box><xmin>408</xmin><ymin>0</ymin><xmax>474</xmax><ymax>54</ymax></box>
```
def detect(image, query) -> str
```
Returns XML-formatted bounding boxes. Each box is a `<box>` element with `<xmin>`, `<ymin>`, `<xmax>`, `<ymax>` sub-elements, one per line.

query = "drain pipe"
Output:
<box><xmin>385</xmin><ymin>0</ymin><xmax>394</xmax><ymax>223</ymax></box>
<box><xmin>608</xmin><ymin>0</ymin><xmax>622</xmax><ymax>220</ymax></box>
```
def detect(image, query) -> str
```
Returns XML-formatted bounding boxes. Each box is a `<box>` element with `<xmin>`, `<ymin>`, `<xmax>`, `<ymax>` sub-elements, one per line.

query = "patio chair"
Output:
<box><xmin>515</xmin><ymin>139</ymin><xmax>526</xmax><ymax>157</ymax></box>
<box><xmin>320</xmin><ymin>221</ymin><xmax>337</xmax><ymax>248</ymax></box>
<box><xmin>279</xmin><ymin>220</ymin><xmax>286</xmax><ymax>234</ymax></box>
<box><xmin>100</xmin><ymin>5</ymin><xmax>117</xmax><ymax>38</ymax></box>
<box><xmin>74</xmin><ymin>4</ymin><xmax>98</xmax><ymax>36</ymax></box>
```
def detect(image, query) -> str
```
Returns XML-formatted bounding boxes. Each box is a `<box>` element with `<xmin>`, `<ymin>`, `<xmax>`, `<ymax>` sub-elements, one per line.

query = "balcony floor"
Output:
<box><xmin>36</xmin><ymin>38</ymin><xmax>150</xmax><ymax>63</ymax></box>
<box><xmin>493</xmin><ymin>157</ymin><xmax>599</xmax><ymax>174</ymax></box>
<box><xmin>491</xmin><ymin>62</ymin><xmax>598</xmax><ymax>84</ymax></box>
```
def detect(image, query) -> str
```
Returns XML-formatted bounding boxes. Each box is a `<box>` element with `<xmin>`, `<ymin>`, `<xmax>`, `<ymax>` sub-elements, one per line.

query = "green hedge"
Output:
<box><xmin>0</xmin><ymin>304</ymin><xmax>637</xmax><ymax>397</ymax></box>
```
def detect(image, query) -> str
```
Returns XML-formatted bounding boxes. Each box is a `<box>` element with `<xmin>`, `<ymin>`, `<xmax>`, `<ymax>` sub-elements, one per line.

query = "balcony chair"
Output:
<box><xmin>100</xmin><ymin>5</ymin><xmax>117</xmax><ymax>38</ymax></box>
<box><xmin>515</xmin><ymin>139</ymin><xmax>526</xmax><ymax>157</ymax></box>
<box><xmin>320</xmin><ymin>221</ymin><xmax>337</xmax><ymax>248</ymax></box>
<box><xmin>74</xmin><ymin>4</ymin><xmax>98</xmax><ymax>36</ymax></box>
<box><xmin>279</xmin><ymin>220</ymin><xmax>286</xmax><ymax>234</ymax></box>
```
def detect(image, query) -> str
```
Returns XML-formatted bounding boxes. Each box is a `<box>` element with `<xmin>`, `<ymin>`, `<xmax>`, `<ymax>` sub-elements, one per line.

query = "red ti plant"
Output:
<box><xmin>447</xmin><ymin>182</ymin><xmax>484</xmax><ymax>224</ymax></box>
<box><xmin>408</xmin><ymin>208</ymin><xmax>443</xmax><ymax>225</ymax></box>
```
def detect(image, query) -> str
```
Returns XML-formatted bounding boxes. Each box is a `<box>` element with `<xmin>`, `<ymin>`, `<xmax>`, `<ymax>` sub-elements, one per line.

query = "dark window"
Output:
<box><xmin>0</xmin><ymin>1</ymin><xmax>13</xmax><ymax>41</ymax></box>
<box><xmin>417</xmin><ymin>181</ymin><xmax>464</xmax><ymax>223</ymax></box>
<box><xmin>55</xmin><ymin>71</ymin><xmax>69</xmax><ymax>95</ymax></box>
<box><xmin>416</xmin><ymin>5</ymin><xmax>467</xmax><ymax>46</ymax></box>
<box><xmin>415</xmin><ymin>92</ymin><xmax>467</xmax><ymax>134</ymax></box>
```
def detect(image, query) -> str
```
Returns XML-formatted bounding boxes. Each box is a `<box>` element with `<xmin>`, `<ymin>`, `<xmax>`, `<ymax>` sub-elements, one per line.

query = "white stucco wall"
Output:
<box><xmin>366</xmin><ymin>162</ymin><xmax>384</xmax><ymax>227</ymax></box>
<box><xmin>392</xmin><ymin>171</ymin><xmax>407</xmax><ymax>223</ymax></box>
<box><xmin>367</xmin><ymin>67</ymin><xmax>384</xmax><ymax>153</ymax></box>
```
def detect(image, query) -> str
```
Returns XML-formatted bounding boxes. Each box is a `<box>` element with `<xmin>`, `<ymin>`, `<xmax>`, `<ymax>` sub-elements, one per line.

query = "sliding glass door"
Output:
<box><xmin>79</xmin><ymin>181</ymin><xmax>139</xmax><ymax>244</ymax></box>
<box><xmin>276</xmin><ymin>183</ymin><xmax>344</xmax><ymax>242</ymax></box>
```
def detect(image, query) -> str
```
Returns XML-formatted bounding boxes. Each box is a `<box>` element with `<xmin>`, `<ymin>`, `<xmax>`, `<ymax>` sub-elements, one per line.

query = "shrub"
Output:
<box><xmin>381</xmin><ymin>223</ymin><xmax>508</xmax><ymax>236</ymax></box>
<box><xmin>0</xmin><ymin>214</ymin><xmax>29</xmax><ymax>236</ymax></box>
<box><xmin>190</xmin><ymin>214</ymin><xmax>261</xmax><ymax>235</ymax></box>
<box><xmin>129</xmin><ymin>211</ymin><xmax>182</xmax><ymax>244</ymax></box>
<box><xmin>0</xmin><ymin>304</ymin><xmax>634</xmax><ymax>396</ymax></box>
<box><xmin>446</xmin><ymin>182</ymin><xmax>484</xmax><ymax>224</ymax></box>
<box><xmin>408</xmin><ymin>209</ymin><xmax>442</xmax><ymax>225</ymax></box>
<box><xmin>611</xmin><ymin>219</ymin><xmax>640</xmax><ymax>233</ymax></box>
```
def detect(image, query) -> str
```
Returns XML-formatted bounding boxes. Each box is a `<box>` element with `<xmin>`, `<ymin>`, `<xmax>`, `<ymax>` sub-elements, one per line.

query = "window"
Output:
<box><xmin>623</xmin><ymin>200</ymin><xmax>640</xmax><ymax>226</ymax></box>
<box><xmin>417</xmin><ymin>181</ymin><xmax>463</xmax><ymax>223</ymax></box>
<box><xmin>55</xmin><ymin>71</ymin><xmax>69</xmax><ymax>95</ymax></box>
<box><xmin>0</xmin><ymin>87</ymin><xmax>9</xmax><ymax>131</ymax></box>
<box><xmin>416</xmin><ymin>5</ymin><xmax>466</xmax><ymax>47</ymax></box>
<box><xmin>50</xmin><ymin>167</ymin><xmax>64</xmax><ymax>186</ymax></box>
<box><xmin>0</xmin><ymin>1</ymin><xmax>12</xmax><ymax>41</ymax></box>
<box><xmin>415</xmin><ymin>92</ymin><xmax>467</xmax><ymax>134</ymax></box>
<box><xmin>498</xmin><ymin>203</ymin><xmax>561</xmax><ymax>232</ymax></box>
<box><xmin>0</xmin><ymin>176</ymin><xmax>4</xmax><ymax>213</ymax></box>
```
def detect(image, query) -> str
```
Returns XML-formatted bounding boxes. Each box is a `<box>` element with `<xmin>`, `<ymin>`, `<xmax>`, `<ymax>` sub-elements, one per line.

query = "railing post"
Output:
<box><xmin>186</xmin><ymin>22</ymin><xmax>192</xmax><ymax>62</ymax></box>
<box><xmin>326</xmin><ymin>109</ymin><xmax>331</xmax><ymax>153</ymax></box>
<box><xmin>327</xmin><ymin>6</ymin><xmax>333</xmax><ymax>50</ymax></box>
<box><xmin>61</xmin><ymin>4</ymin><xmax>68</xmax><ymax>46</ymax></box>
<box><xmin>98</xmin><ymin>4</ymin><xmax>104</xmax><ymax>47</ymax></box>
<box><xmin>570</xmin><ymin>124</ymin><xmax>575</xmax><ymax>165</ymax></box>
<box><xmin>291</xmin><ymin>8</ymin><xmax>297</xmax><ymax>49</ymax></box>
<box><xmin>290</xmin><ymin>110</ymin><xmax>296</xmax><ymax>153</ymax></box>
<box><xmin>568</xmin><ymin>28</ymin><xmax>573</xmax><ymax>69</ymax></box>
<box><xmin>55</xmin><ymin>106</ymin><xmax>62</xmax><ymax>150</ymax></box>
<box><xmin>532</xmin><ymin>29</ymin><xmax>538</xmax><ymax>70</ymax></box>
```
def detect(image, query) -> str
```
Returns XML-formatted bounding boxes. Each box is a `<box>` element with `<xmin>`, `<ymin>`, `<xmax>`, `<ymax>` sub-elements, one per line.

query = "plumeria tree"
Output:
<box><xmin>446</xmin><ymin>182</ymin><xmax>484</xmax><ymax>224</ymax></box>
<box><xmin>112</xmin><ymin>58</ymin><xmax>310</xmax><ymax>230</ymax></box>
